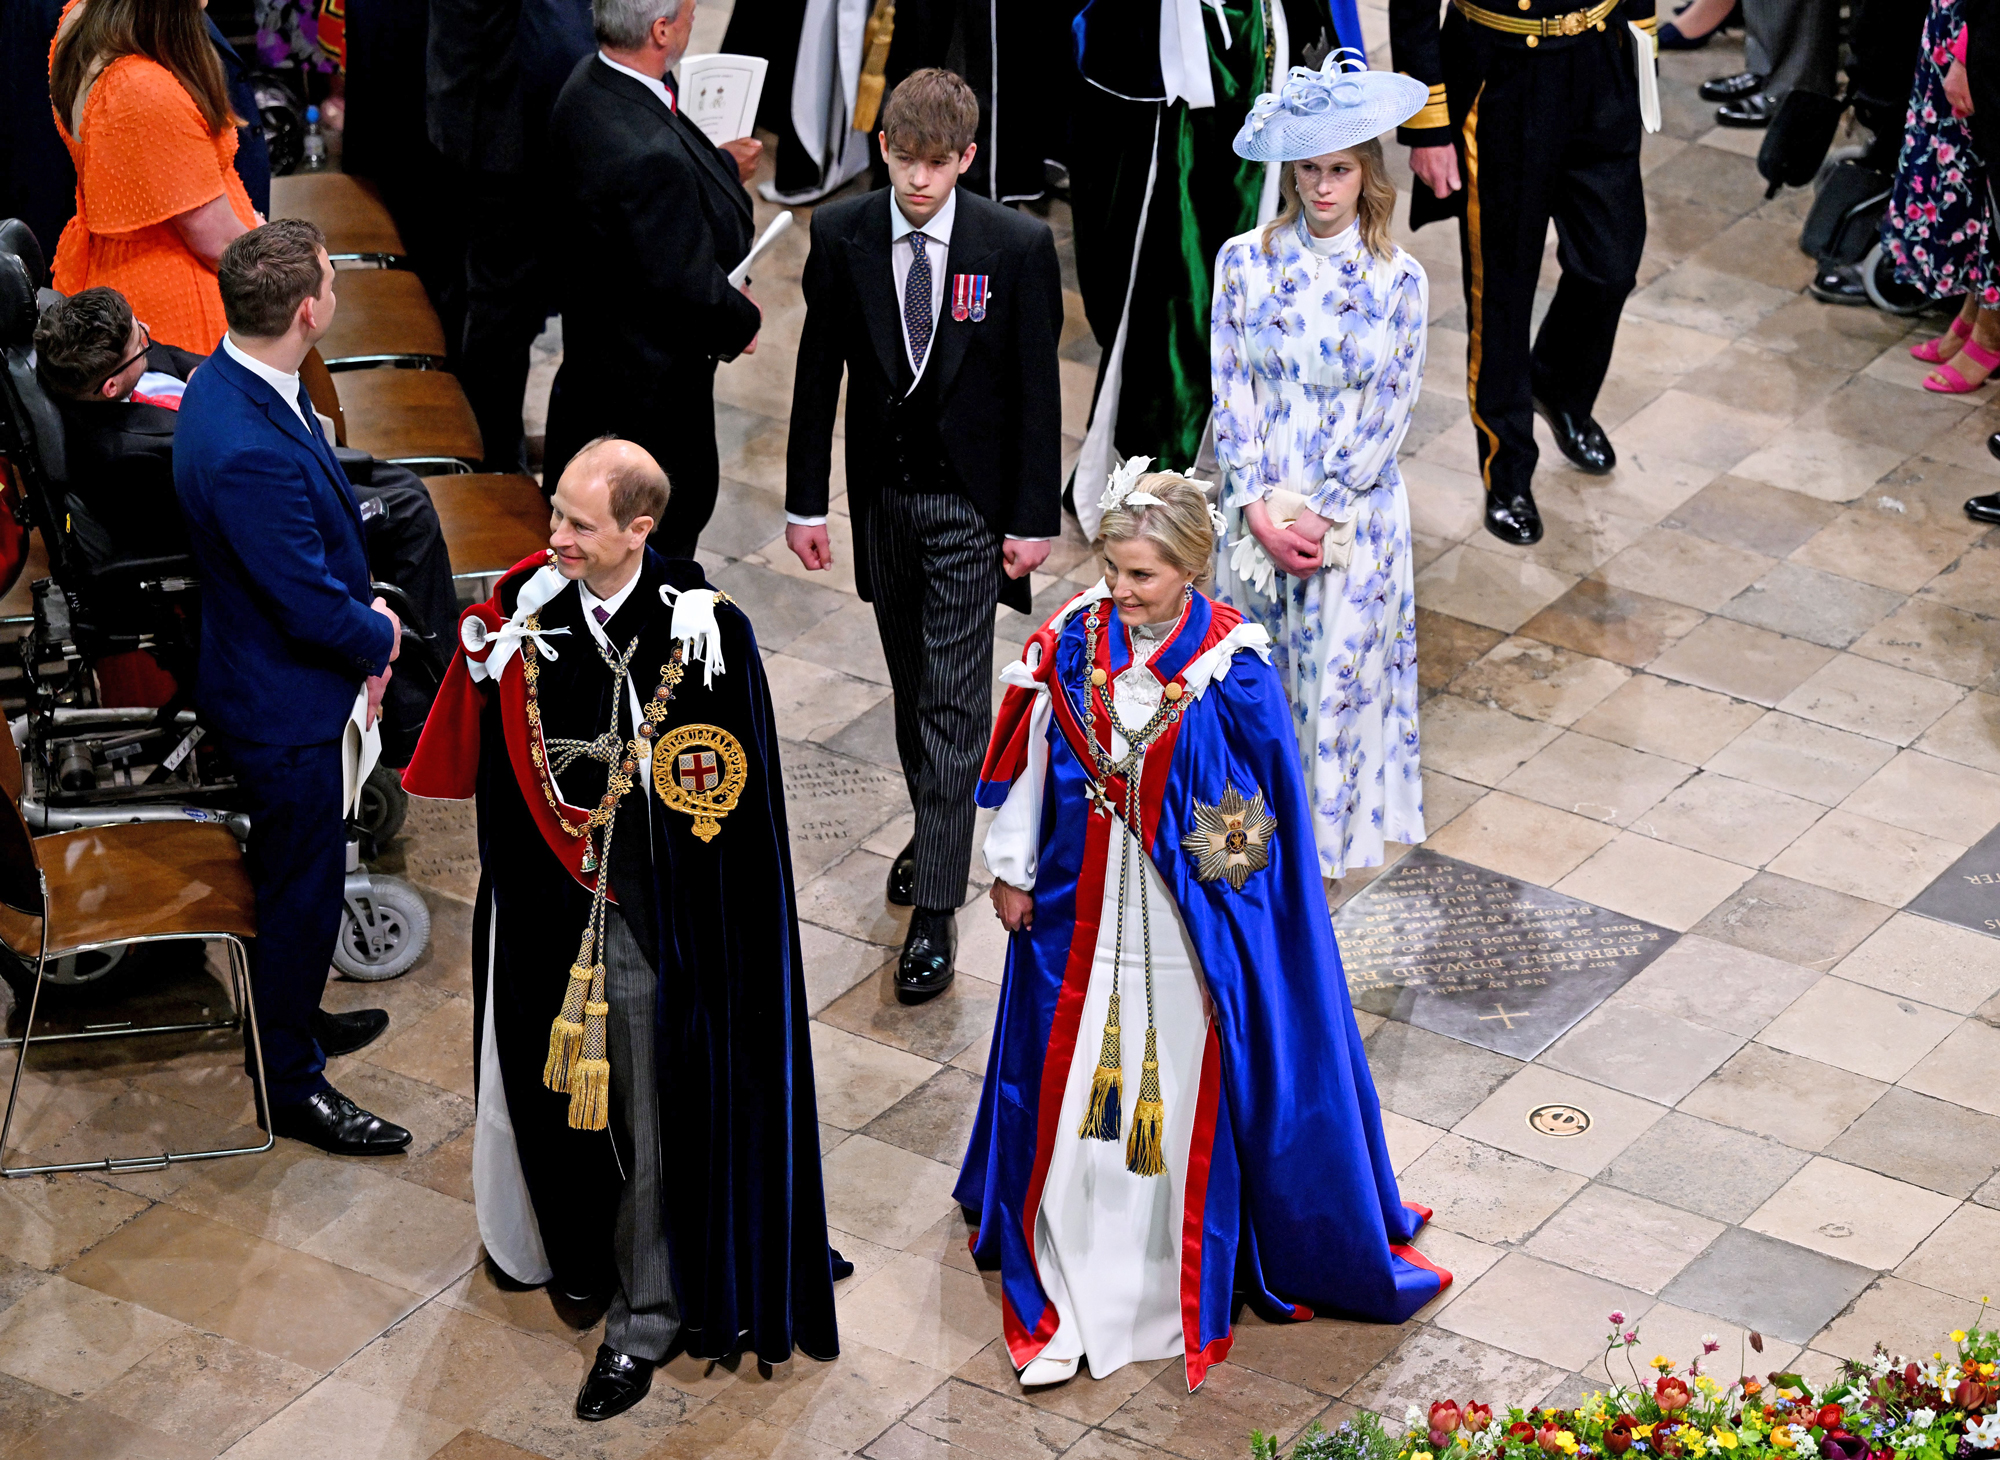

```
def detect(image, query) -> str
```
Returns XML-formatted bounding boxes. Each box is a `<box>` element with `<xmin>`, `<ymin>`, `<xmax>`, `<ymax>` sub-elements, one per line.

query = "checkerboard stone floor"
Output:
<box><xmin>2</xmin><ymin>6</ymin><xmax>1999</xmax><ymax>1456</ymax></box>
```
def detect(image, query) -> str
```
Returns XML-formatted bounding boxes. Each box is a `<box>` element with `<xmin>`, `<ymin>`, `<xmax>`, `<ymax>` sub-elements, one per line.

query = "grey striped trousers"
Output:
<box><xmin>858</xmin><ymin>486</ymin><xmax>1001</xmax><ymax>912</ymax></box>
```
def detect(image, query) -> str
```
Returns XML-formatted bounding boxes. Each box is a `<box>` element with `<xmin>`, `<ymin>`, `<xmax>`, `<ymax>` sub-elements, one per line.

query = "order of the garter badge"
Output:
<box><xmin>652</xmin><ymin>724</ymin><xmax>747</xmax><ymax>842</ymax></box>
<box><xmin>1183</xmin><ymin>783</ymin><xmax>1278</xmax><ymax>891</ymax></box>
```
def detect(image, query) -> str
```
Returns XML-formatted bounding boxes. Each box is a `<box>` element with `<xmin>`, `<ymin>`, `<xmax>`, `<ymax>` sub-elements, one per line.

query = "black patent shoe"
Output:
<box><xmin>576</xmin><ymin>1345</ymin><xmax>655</xmax><ymax>1422</ymax></box>
<box><xmin>1485</xmin><ymin>490</ymin><xmax>1544</xmax><ymax>546</ymax></box>
<box><xmin>1717</xmin><ymin>92</ymin><xmax>1779</xmax><ymax>127</ymax></box>
<box><xmin>268</xmin><ymin>1086</ymin><xmax>412</xmax><ymax>1156</ymax></box>
<box><xmin>1966</xmin><ymin>492</ymin><xmax>2000</xmax><ymax>525</ymax></box>
<box><xmin>887</xmin><ymin>839</ymin><xmax>918</xmax><ymax>907</ymax></box>
<box><xmin>1699</xmin><ymin>70</ymin><xmax>1765</xmax><ymax>102</ymax></box>
<box><xmin>311</xmin><ymin>1007</ymin><xmax>389</xmax><ymax>1058</ymax></box>
<box><xmin>1809</xmin><ymin>263</ymin><xmax>1869</xmax><ymax>306</ymax></box>
<box><xmin>896</xmin><ymin>907</ymin><xmax>957</xmax><ymax>1005</ymax></box>
<box><xmin>1534</xmin><ymin>397</ymin><xmax>1616</xmax><ymax>474</ymax></box>
<box><xmin>1986</xmin><ymin>431</ymin><xmax>2000</xmax><ymax>464</ymax></box>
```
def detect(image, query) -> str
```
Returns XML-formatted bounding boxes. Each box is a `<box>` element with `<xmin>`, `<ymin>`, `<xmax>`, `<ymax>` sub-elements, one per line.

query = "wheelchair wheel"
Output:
<box><xmin>333</xmin><ymin>875</ymin><xmax>430</xmax><ymax>982</ymax></box>
<box><xmin>0</xmin><ymin>945</ymin><xmax>132</xmax><ymax>1003</ymax></box>
<box><xmin>1861</xmin><ymin>243</ymin><xmax>1934</xmax><ymax>316</ymax></box>
<box><xmin>355</xmin><ymin>764</ymin><xmax>408</xmax><ymax>853</ymax></box>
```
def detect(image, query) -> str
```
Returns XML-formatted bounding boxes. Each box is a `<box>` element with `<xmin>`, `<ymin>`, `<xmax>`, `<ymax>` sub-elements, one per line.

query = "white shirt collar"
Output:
<box><xmin>890</xmin><ymin>187</ymin><xmax>956</xmax><ymax>246</ymax></box>
<box><xmin>597</xmin><ymin>51</ymin><xmax>675</xmax><ymax>112</ymax></box>
<box><xmin>221</xmin><ymin>334</ymin><xmax>307</xmax><ymax>425</ymax></box>
<box><xmin>578</xmin><ymin>563</ymin><xmax>643</xmax><ymax>626</ymax></box>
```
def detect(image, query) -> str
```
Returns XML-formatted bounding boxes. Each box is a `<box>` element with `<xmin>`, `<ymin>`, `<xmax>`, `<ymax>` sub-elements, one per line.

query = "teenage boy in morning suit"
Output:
<box><xmin>1392</xmin><ymin>0</ymin><xmax>1653</xmax><ymax>546</ymax></box>
<box><xmin>785</xmin><ymin>68</ymin><xmax>1063</xmax><ymax>1004</ymax></box>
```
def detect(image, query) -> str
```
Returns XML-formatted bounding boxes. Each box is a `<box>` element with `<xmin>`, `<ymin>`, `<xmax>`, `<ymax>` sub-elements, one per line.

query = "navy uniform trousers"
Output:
<box><xmin>1443</xmin><ymin>17</ymin><xmax>1647</xmax><ymax>500</ymax></box>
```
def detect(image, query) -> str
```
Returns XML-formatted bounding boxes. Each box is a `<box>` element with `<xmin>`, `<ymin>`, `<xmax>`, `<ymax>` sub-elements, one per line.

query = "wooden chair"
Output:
<box><xmin>320</xmin><ymin>268</ymin><xmax>448</xmax><ymax>369</ymax></box>
<box><xmin>422</xmin><ymin>473</ymin><xmax>553</xmax><ymax>577</ymax></box>
<box><xmin>0</xmin><ymin>713</ymin><xmax>270</xmax><ymax>1177</ymax></box>
<box><xmin>301</xmin><ymin>349</ymin><xmax>483</xmax><ymax>473</ymax></box>
<box><xmin>269</xmin><ymin>173</ymin><xmax>404</xmax><ymax>265</ymax></box>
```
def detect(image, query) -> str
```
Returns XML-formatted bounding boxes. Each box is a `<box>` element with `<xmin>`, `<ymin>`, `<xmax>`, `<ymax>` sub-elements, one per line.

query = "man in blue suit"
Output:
<box><xmin>174</xmin><ymin>219</ymin><xmax>411</xmax><ymax>1156</ymax></box>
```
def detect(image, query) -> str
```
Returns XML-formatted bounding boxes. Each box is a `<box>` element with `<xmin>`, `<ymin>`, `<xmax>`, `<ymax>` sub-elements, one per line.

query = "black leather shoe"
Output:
<box><xmin>831</xmin><ymin>1246</ymin><xmax>855</xmax><ymax>1280</ymax></box>
<box><xmin>1717</xmin><ymin>92</ymin><xmax>1779</xmax><ymax>127</ymax></box>
<box><xmin>896</xmin><ymin>907</ymin><xmax>957</xmax><ymax>1004</ymax></box>
<box><xmin>575</xmin><ymin>1345</ymin><xmax>654</xmax><ymax>1422</ymax></box>
<box><xmin>1809</xmin><ymin>263</ymin><xmax>1869</xmax><ymax>306</ymax></box>
<box><xmin>1534</xmin><ymin>397</ymin><xmax>1616</xmax><ymax>474</ymax></box>
<box><xmin>887</xmin><ymin>839</ymin><xmax>918</xmax><ymax>907</ymax></box>
<box><xmin>1485</xmin><ymin>489</ymin><xmax>1544</xmax><ymax>546</ymax></box>
<box><xmin>1967</xmin><ymin>492</ymin><xmax>2000</xmax><ymax>525</ymax></box>
<box><xmin>1700</xmin><ymin>70</ymin><xmax>1765</xmax><ymax>102</ymax></box>
<box><xmin>268</xmin><ymin>1087</ymin><xmax>412</xmax><ymax>1155</ymax></box>
<box><xmin>1986</xmin><ymin>430</ymin><xmax>2000</xmax><ymax>463</ymax></box>
<box><xmin>311</xmin><ymin>1007</ymin><xmax>389</xmax><ymax>1058</ymax></box>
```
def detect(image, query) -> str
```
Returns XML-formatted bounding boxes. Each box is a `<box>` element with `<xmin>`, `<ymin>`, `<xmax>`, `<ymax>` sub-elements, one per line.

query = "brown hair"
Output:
<box><xmin>1096</xmin><ymin>473</ymin><xmax>1216</xmax><ymax>587</ymax></box>
<box><xmin>218</xmin><ymin>220</ymin><xmax>328</xmax><ymax>337</ymax></box>
<box><xmin>880</xmin><ymin>68</ymin><xmax>980</xmax><ymax>159</ymax></box>
<box><xmin>33</xmin><ymin>287</ymin><xmax>134</xmax><ymax>399</ymax></box>
<box><xmin>574</xmin><ymin>436</ymin><xmax>671</xmax><ymax>529</ymax></box>
<box><xmin>1260</xmin><ymin>139</ymin><xmax>1398</xmax><ymax>261</ymax></box>
<box><xmin>51</xmin><ymin>0</ymin><xmax>240</xmax><ymax>138</ymax></box>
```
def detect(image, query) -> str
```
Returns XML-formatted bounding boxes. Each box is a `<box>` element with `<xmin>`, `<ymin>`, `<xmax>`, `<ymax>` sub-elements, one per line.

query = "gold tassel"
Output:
<box><xmin>543</xmin><ymin>950</ymin><xmax>595</xmax><ymax>1093</ymax></box>
<box><xmin>1077</xmin><ymin>991</ymin><xmax>1123</xmax><ymax>1141</ymax></box>
<box><xmin>567</xmin><ymin>967</ymin><xmax>613</xmax><ymax>1130</ymax></box>
<box><xmin>851</xmin><ymin>0</ymin><xmax>896</xmax><ymax>132</ymax></box>
<box><xmin>1125</xmin><ymin>1027</ymin><xmax>1166</xmax><ymax>1177</ymax></box>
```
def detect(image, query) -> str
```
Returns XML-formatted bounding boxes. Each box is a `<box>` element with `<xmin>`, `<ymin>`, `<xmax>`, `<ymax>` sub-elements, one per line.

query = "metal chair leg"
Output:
<box><xmin>0</xmin><ymin>875</ymin><xmax>52</xmax><ymax>1173</ymax></box>
<box><xmin>0</xmin><ymin>931</ymin><xmax>274</xmax><ymax>1177</ymax></box>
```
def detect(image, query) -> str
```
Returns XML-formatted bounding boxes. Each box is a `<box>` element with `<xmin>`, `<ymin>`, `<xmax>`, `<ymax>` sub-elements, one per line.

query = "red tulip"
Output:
<box><xmin>1538</xmin><ymin>1423</ymin><xmax>1567</xmax><ymax>1454</ymax></box>
<box><xmin>1657</xmin><ymin>1377</ymin><xmax>1693</xmax><ymax>1414</ymax></box>
<box><xmin>1465</xmin><ymin>1405</ymin><xmax>1495</xmax><ymax>1433</ymax></box>
<box><xmin>1509</xmin><ymin>1423</ymin><xmax>1539</xmax><ymax>1444</ymax></box>
<box><xmin>1605</xmin><ymin>1416</ymin><xmax>1637</xmax><ymax>1456</ymax></box>
<box><xmin>1953</xmin><ymin>1379</ymin><xmax>1989</xmax><ymax>1410</ymax></box>
<box><xmin>1816</xmin><ymin>1406</ymin><xmax>1844</xmax><ymax>1432</ymax></box>
<box><xmin>1433</xmin><ymin>1403</ymin><xmax>1464</xmax><ymax>1434</ymax></box>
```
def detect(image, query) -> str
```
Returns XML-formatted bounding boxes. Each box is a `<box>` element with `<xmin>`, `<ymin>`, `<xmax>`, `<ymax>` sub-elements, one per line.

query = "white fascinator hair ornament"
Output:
<box><xmin>1099</xmin><ymin>455</ymin><xmax>1164</xmax><ymax>518</ymax></box>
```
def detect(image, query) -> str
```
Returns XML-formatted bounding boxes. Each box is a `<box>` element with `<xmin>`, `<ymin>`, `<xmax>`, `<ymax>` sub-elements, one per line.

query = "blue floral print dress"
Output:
<box><xmin>1208</xmin><ymin>216</ymin><xmax>1428</xmax><ymax>879</ymax></box>
<box><xmin>1884</xmin><ymin>0</ymin><xmax>1997</xmax><ymax>303</ymax></box>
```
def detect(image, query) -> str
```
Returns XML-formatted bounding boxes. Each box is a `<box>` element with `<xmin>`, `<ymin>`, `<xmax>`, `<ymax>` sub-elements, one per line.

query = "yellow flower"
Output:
<box><xmin>1416</xmin><ymin>1451</ymin><xmax>1434</xmax><ymax>1459</ymax></box>
<box><xmin>1714</xmin><ymin>1430</ymin><xmax>1740</xmax><ymax>1449</ymax></box>
<box><xmin>1771</xmin><ymin>1429</ymin><xmax>1797</xmax><ymax>1451</ymax></box>
<box><xmin>1953</xmin><ymin>1331</ymin><xmax>1968</xmax><ymax>1343</ymax></box>
<box><xmin>1653</xmin><ymin>1356</ymin><xmax>1675</xmax><ymax>1372</ymax></box>
<box><xmin>1697</xmin><ymin>1377</ymin><xmax>1720</xmax><ymax>1395</ymax></box>
<box><xmin>1635</xmin><ymin>1426</ymin><xmax>1655</xmax><ymax>1440</ymax></box>
<box><xmin>1556</xmin><ymin>1434</ymin><xmax>1578</xmax><ymax>1454</ymax></box>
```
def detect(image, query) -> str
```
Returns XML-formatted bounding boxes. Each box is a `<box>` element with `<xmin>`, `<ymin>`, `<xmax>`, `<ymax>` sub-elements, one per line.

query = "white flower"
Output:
<box><xmin>1406</xmin><ymin>1406</ymin><xmax>1426</xmax><ymax>1428</ymax></box>
<box><xmin>1906</xmin><ymin>1408</ymin><xmax>1937</xmax><ymax>1430</ymax></box>
<box><xmin>1784</xmin><ymin>1426</ymin><xmax>1815</xmax><ymax>1448</ymax></box>
<box><xmin>1964</xmin><ymin>1416</ymin><xmax>2000</xmax><ymax>1447</ymax></box>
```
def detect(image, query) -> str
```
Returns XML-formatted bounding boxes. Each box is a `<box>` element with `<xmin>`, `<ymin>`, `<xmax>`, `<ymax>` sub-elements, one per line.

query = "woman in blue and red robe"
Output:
<box><xmin>957</xmin><ymin>467</ymin><xmax>1449</xmax><ymax>1393</ymax></box>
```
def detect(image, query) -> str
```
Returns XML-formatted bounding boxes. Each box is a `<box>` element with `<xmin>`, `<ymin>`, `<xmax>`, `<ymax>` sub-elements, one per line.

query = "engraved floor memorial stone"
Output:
<box><xmin>1905</xmin><ymin>823</ymin><xmax>2000</xmax><ymax>941</ymax></box>
<box><xmin>1333</xmin><ymin>850</ymin><xmax>1679</xmax><ymax>1059</ymax></box>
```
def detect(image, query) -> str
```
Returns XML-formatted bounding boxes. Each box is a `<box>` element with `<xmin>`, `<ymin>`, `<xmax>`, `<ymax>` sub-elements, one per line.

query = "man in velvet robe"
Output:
<box><xmin>403</xmin><ymin>438</ymin><xmax>838</xmax><ymax>1422</ymax></box>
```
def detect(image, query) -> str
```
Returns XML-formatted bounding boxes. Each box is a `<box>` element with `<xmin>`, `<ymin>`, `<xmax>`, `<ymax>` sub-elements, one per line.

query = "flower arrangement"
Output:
<box><xmin>1247</xmin><ymin>1309</ymin><xmax>2000</xmax><ymax>1460</ymax></box>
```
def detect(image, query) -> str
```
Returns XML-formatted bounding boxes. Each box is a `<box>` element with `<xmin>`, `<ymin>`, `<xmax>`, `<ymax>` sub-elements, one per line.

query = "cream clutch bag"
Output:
<box><xmin>1226</xmin><ymin>489</ymin><xmax>1357</xmax><ymax>599</ymax></box>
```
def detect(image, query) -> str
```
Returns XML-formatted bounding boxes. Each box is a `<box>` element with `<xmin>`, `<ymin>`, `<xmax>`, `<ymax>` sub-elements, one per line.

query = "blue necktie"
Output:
<box><xmin>905</xmin><ymin>230</ymin><xmax>933</xmax><ymax>372</ymax></box>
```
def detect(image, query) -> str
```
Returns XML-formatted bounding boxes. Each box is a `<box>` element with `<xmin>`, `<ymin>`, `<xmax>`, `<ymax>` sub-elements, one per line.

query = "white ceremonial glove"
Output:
<box><xmin>1228</xmin><ymin>531</ymin><xmax>1282</xmax><ymax>601</ymax></box>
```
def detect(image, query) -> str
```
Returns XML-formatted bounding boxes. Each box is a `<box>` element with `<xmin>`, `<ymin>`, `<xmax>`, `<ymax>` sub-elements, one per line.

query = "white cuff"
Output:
<box><xmin>1004</xmin><ymin>535</ymin><xmax>1052</xmax><ymax>543</ymax></box>
<box><xmin>785</xmin><ymin>513</ymin><xmax>829</xmax><ymax>527</ymax></box>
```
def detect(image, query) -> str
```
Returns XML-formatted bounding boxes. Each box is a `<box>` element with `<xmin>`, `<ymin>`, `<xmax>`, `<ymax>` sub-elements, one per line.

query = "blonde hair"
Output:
<box><xmin>1096</xmin><ymin>472</ymin><xmax>1217</xmax><ymax>587</ymax></box>
<box><xmin>1260</xmin><ymin>139</ymin><xmax>1398</xmax><ymax>261</ymax></box>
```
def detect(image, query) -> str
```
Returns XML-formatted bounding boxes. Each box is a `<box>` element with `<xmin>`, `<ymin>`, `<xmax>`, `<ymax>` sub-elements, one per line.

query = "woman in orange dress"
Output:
<box><xmin>49</xmin><ymin>0</ymin><xmax>259</xmax><ymax>354</ymax></box>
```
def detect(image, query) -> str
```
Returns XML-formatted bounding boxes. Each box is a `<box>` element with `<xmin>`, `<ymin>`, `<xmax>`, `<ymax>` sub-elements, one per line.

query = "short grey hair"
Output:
<box><xmin>594</xmin><ymin>0</ymin><xmax>685</xmax><ymax>48</ymax></box>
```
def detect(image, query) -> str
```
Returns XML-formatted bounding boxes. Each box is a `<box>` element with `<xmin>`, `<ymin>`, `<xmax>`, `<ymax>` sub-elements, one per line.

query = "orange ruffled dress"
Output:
<box><xmin>49</xmin><ymin>48</ymin><xmax>258</xmax><ymax>354</ymax></box>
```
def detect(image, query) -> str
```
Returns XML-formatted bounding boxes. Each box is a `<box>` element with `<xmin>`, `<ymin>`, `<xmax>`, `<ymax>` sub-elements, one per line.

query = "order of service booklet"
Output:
<box><xmin>678</xmin><ymin>53</ymin><xmax>768</xmax><ymax>145</ymax></box>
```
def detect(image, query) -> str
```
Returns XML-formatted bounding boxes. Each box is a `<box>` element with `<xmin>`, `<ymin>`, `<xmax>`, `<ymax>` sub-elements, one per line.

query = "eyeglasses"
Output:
<box><xmin>98</xmin><ymin>320</ymin><xmax>151</xmax><ymax>393</ymax></box>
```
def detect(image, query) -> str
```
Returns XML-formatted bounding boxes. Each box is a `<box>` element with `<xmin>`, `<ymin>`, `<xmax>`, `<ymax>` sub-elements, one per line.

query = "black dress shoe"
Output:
<box><xmin>1485</xmin><ymin>489</ymin><xmax>1544</xmax><ymax>546</ymax></box>
<box><xmin>268</xmin><ymin>1087</ymin><xmax>412</xmax><ymax>1155</ymax></box>
<box><xmin>1534</xmin><ymin>397</ymin><xmax>1616</xmax><ymax>474</ymax></box>
<box><xmin>1717</xmin><ymin>92</ymin><xmax>1779</xmax><ymax>127</ymax></box>
<box><xmin>831</xmin><ymin>1246</ymin><xmax>855</xmax><ymax>1280</ymax></box>
<box><xmin>575</xmin><ymin>1345</ymin><xmax>655</xmax><ymax>1422</ymax></box>
<box><xmin>311</xmin><ymin>1007</ymin><xmax>389</xmax><ymax>1058</ymax></box>
<box><xmin>1987</xmin><ymin>430</ymin><xmax>2000</xmax><ymax>463</ymax></box>
<box><xmin>1967</xmin><ymin>492</ymin><xmax>2000</xmax><ymax>525</ymax></box>
<box><xmin>887</xmin><ymin>839</ymin><xmax>918</xmax><ymax>907</ymax></box>
<box><xmin>896</xmin><ymin>907</ymin><xmax>957</xmax><ymax>1005</ymax></box>
<box><xmin>1699</xmin><ymin>70</ymin><xmax>1765</xmax><ymax>102</ymax></box>
<box><xmin>1809</xmin><ymin>263</ymin><xmax>1869</xmax><ymax>306</ymax></box>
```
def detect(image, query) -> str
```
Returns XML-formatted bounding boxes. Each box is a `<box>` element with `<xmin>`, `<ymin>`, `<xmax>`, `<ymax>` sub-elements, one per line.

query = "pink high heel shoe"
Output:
<box><xmin>1925</xmin><ymin>337</ymin><xmax>2000</xmax><ymax>393</ymax></box>
<box><xmin>1912</xmin><ymin>316</ymin><xmax>1974</xmax><ymax>363</ymax></box>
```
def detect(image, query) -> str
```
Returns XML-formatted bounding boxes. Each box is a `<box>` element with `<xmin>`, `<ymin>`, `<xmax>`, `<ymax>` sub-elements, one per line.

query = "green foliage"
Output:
<box><xmin>1270</xmin><ymin>1413</ymin><xmax>1397</xmax><ymax>1460</ymax></box>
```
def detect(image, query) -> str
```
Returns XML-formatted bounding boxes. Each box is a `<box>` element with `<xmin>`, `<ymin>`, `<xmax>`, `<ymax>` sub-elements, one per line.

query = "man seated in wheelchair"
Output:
<box><xmin>32</xmin><ymin>286</ymin><xmax>455</xmax><ymax>764</ymax></box>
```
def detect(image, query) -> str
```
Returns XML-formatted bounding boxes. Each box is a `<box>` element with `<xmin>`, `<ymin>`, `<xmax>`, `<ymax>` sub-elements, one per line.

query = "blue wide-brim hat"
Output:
<box><xmin>1232</xmin><ymin>49</ymin><xmax>1432</xmax><ymax>162</ymax></box>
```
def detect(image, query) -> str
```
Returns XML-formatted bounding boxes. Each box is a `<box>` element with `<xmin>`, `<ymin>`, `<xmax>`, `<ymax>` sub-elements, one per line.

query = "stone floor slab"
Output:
<box><xmin>1657</xmin><ymin>1227</ymin><xmax>1875</xmax><ymax>1343</ymax></box>
<box><xmin>1397</xmin><ymin>1134</ymin><xmax>1588</xmax><ymax>1245</ymax></box>
<box><xmin>1754</xmin><ymin>976</ymin><xmax>1961</xmax><ymax>1083</ymax></box>
<box><xmin>1434</xmin><ymin>1252</ymin><xmax>1651</xmax><ymax>1369</ymax></box>
<box><xmin>1523</xmin><ymin>1185</ymin><xmax>1724</xmax><ymax>1294</ymax></box>
<box><xmin>1343</xmin><ymin>1328</ymin><xmax>1566</xmax><ymax>1424</ymax></box>
<box><xmin>1453</xmin><ymin>1065</ymin><xmax>1670</xmax><ymax>1177</ymax></box>
<box><xmin>1687</xmin><ymin>871</ymin><xmax>1894</xmax><ymax>971</ymax></box>
<box><xmin>1540</xmin><ymin>1000</ymin><xmax>1745</xmax><ymax>1104</ymax></box>
<box><xmin>1824</xmin><ymin>1086</ymin><xmax>2000</xmax><ymax>1199</ymax></box>
<box><xmin>1601</xmin><ymin>1111</ymin><xmax>1812</xmax><ymax>1224</ymax></box>
<box><xmin>1677</xmin><ymin>1043</ymin><xmax>1886</xmax><ymax>1151</ymax></box>
<box><xmin>1744</xmin><ymin>1156</ymin><xmax>1959</xmax><ymax>1269</ymax></box>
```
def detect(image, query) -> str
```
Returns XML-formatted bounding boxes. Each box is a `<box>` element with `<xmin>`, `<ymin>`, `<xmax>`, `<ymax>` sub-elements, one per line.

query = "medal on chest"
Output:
<box><xmin>951</xmin><ymin>273</ymin><xmax>989</xmax><ymax>322</ymax></box>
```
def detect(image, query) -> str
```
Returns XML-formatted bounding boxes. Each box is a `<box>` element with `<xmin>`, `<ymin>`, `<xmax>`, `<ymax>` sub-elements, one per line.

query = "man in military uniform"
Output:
<box><xmin>1391</xmin><ymin>0</ymin><xmax>1654</xmax><ymax>544</ymax></box>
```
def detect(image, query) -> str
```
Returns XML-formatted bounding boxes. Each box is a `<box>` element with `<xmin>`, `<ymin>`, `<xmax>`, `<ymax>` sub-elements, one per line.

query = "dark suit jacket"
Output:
<box><xmin>545</xmin><ymin>55</ymin><xmax>759</xmax><ymax>389</ymax></box>
<box><xmin>57</xmin><ymin>342</ymin><xmax>203</xmax><ymax>571</ymax></box>
<box><xmin>425</xmin><ymin>0</ymin><xmax>593</xmax><ymax>175</ymax></box>
<box><xmin>173</xmin><ymin>346</ymin><xmax>395</xmax><ymax>745</ymax></box>
<box><xmin>784</xmin><ymin>188</ymin><xmax>1063</xmax><ymax>612</ymax></box>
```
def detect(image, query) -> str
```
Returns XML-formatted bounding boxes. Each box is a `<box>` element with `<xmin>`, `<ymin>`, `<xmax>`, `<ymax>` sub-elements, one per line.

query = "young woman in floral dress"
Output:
<box><xmin>1208</xmin><ymin>54</ymin><xmax>1432</xmax><ymax>879</ymax></box>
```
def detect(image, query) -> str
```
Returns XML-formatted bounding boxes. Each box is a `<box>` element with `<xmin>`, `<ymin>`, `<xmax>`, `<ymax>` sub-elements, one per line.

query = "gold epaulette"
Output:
<box><xmin>1402</xmin><ymin>75</ymin><xmax>1451</xmax><ymax>130</ymax></box>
